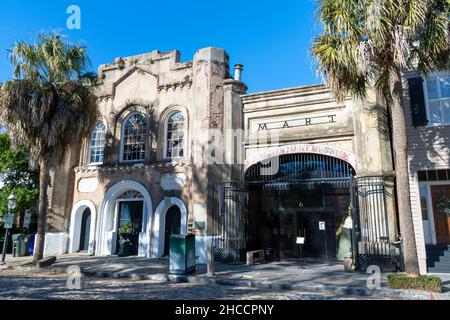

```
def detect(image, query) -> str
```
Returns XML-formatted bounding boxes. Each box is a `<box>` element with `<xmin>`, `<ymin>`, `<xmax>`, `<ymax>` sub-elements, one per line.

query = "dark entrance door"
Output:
<box><xmin>431</xmin><ymin>185</ymin><xmax>450</xmax><ymax>244</ymax></box>
<box><xmin>247</xmin><ymin>187</ymin><xmax>349</xmax><ymax>261</ymax></box>
<box><xmin>164</xmin><ymin>206</ymin><xmax>181</xmax><ymax>256</ymax></box>
<box><xmin>116</xmin><ymin>201</ymin><xmax>144</xmax><ymax>255</ymax></box>
<box><xmin>79</xmin><ymin>208</ymin><xmax>91</xmax><ymax>252</ymax></box>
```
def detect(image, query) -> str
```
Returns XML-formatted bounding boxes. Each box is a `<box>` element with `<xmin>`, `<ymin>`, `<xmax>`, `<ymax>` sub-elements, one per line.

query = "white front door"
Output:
<box><xmin>419</xmin><ymin>184</ymin><xmax>436</xmax><ymax>244</ymax></box>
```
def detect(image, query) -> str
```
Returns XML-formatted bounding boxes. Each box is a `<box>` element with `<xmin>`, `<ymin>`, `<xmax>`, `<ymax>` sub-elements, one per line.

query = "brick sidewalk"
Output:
<box><xmin>2</xmin><ymin>253</ymin><xmax>449</xmax><ymax>299</ymax></box>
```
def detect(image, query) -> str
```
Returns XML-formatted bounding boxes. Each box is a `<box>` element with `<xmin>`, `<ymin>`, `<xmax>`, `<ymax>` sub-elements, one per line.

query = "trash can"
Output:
<box><xmin>169</xmin><ymin>234</ymin><xmax>195</xmax><ymax>275</ymax></box>
<box><xmin>12</xmin><ymin>234</ymin><xmax>27</xmax><ymax>257</ymax></box>
<box><xmin>28</xmin><ymin>233</ymin><xmax>36</xmax><ymax>256</ymax></box>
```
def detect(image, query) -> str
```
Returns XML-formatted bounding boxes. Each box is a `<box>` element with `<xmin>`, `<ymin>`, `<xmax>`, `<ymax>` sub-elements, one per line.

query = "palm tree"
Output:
<box><xmin>312</xmin><ymin>0</ymin><xmax>449</xmax><ymax>274</ymax></box>
<box><xmin>0</xmin><ymin>34</ymin><xmax>99</xmax><ymax>264</ymax></box>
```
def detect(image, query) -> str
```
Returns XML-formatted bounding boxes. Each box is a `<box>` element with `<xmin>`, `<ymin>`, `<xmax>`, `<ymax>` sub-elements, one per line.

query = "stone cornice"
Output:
<box><xmin>241</xmin><ymin>84</ymin><xmax>351</xmax><ymax>106</ymax></box>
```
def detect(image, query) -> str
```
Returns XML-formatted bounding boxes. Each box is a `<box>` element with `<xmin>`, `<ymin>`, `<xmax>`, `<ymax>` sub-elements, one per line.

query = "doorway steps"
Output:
<box><xmin>426</xmin><ymin>245</ymin><xmax>450</xmax><ymax>273</ymax></box>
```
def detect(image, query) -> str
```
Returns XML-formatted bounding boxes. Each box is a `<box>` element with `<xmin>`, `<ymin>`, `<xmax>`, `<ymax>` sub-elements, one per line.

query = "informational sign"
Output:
<box><xmin>23</xmin><ymin>210</ymin><xmax>31</xmax><ymax>229</ymax></box>
<box><xmin>3</xmin><ymin>214</ymin><xmax>14</xmax><ymax>229</ymax></box>
<box><xmin>296</xmin><ymin>237</ymin><xmax>305</xmax><ymax>244</ymax></box>
<box><xmin>319</xmin><ymin>221</ymin><xmax>326</xmax><ymax>230</ymax></box>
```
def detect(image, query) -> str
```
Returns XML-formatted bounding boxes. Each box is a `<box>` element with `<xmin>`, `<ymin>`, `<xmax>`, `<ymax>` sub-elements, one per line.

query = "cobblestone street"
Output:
<box><xmin>0</xmin><ymin>270</ymin><xmax>390</xmax><ymax>300</ymax></box>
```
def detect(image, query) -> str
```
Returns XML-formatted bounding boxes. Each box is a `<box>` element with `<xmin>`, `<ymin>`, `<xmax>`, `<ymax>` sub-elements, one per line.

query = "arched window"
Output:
<box><xmin>89</xmin><ymin>122</ymin><xmax>106</xmax><ymax>164</ymax></box>
<box><xmin>121</xmin><ymin>113</ymin><xmax>146</xmax><ymax>162</ymax></box>
<box><xmin>166</xmin><ymin>111</ymin><xmax>185</xmax><ymax>159</ymax></box>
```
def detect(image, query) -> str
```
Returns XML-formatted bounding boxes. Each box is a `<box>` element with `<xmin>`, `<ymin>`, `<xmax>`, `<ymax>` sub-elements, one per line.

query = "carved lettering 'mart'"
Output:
<box><xmin>257</xmin><ymin>114</ymin><xmax>337</xmax><ymax>131</ymax></box>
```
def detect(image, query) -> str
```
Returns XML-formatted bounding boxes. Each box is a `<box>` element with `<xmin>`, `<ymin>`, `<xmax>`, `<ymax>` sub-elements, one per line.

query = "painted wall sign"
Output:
<box><xmin>161</xmin><ymin>173</ymin><xmax>186</xmax><ymax>191</ymax></box>
<box><xmin>258</xmin><ymin>114</ymin><xmax>336</xmax><ymax>131</ymax></box>
<box><xmin>245</xmin><ymin>143</ymin><xmax>357</xmax><ymax>171</ymax></box>
<box><xmin>78</xmin><ymin>178</ymin><xmax>98</xmax><ymax>193</ymax></box>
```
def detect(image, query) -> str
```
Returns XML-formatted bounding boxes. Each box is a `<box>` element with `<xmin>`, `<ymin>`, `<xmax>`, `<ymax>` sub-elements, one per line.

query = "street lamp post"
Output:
<box><xmin>1</xmin><ymin>193</ymin><xmax>17</xmax><ymax>263</ymax></box>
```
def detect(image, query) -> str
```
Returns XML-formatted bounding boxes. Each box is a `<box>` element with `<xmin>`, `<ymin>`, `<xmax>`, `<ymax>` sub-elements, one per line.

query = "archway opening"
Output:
<box><xmin>115</xmin><ymin>190</ymin><xmax>144</xmax><ymax>256</ymax></box>
<box><xmin>245</xmin><ymin>153</ymin><xmax>356</xmax><ymax>262</ymax></box>
<box><xmin>79</xmin><ymin>208</ymin><xmax>91</xmax><ymax>252</ymax></box>
<box><xmin>163</xmin><ymin>205</ymin><xmax>182</xmax><ymax>256</ymax></box>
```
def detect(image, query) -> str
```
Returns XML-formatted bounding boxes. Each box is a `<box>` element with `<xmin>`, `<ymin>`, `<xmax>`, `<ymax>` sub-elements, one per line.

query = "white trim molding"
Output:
<box><xmin>68</xmin><ymin>200</ymin><xmax>97</xmax><ymax>254</ymax></box>
<box><xmin>152</xmin><ymin>197</ymin><xmax>188</xmax><ymax>258</ymax></box>
<box><xmin>96</xmin><ymin>180</ymin><xmax>153</xmax><ymax>257</ymax></box>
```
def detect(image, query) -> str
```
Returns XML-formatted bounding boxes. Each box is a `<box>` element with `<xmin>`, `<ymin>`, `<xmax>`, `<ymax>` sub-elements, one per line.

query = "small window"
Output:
<box><xmin>419</xmin><ymin>185</ymin><xmax>429</xmax><ymax>221</ymax></box>
<box><xmin>424</xmin><ymin>75</ymin><xmax>450</xmax><ymax>126</ymax></box>
<box><xmin>122</xmin><ymin>113</ymin><xmax>146</xmax><ymax>162</ymax></box>
<box><xmin>417</xmin><ymin>171</ymin><xmax>427</xmax><ymax>182</ymax></box>
<box><xmin>89</xmin><ymin>122</ymin><xmax>106</xmax><ymax>164</ymax></box>
<box><xmin>166</xmin><ymin>111</ymin><xmax>185</xmax><ymax>159</ymax></box>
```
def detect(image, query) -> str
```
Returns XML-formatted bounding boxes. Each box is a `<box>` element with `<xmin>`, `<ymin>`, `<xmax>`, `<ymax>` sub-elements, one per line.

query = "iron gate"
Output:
<box><xmin>211</xmin><ymin>182</ymin><xmax>247</xmax><ymax>264</ymax></box>
<box><xmin>351</xmin><ymin>176</ymin><xmax>403</xmax><ymax>272</ymax></box>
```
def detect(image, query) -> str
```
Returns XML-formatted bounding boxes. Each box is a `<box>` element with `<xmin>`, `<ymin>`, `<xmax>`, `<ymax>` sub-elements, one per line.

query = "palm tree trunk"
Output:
<box><xmin>33</xmin><ymin>160</ymin><xmax>50</xmax><ymax>264</ymax></box>
<box><xmin>389</xmin><ymin>68</ymin><xmax>420</xmax><ymax>275</ymax></box>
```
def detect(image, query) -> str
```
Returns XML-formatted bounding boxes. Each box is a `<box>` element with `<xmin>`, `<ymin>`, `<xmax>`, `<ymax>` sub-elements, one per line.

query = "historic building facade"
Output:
<box><xmin>404</xmin><ymin>70</ymin><xmax>450</xmax><ymax>274</ymax></box>
<box><xmin>42</xmin><ymin>46</ymin><xmax>449</xmax><ymax>273</ymax></box>
<box><xmin>44</xmin><ymin>47</ymin><xmax>246</xmax><ymax>262</ymax></box>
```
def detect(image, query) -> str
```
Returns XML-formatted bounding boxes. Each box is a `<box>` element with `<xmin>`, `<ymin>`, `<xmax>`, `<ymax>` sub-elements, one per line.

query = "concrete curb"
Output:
<box><xmin>2</xmin><ymin>264</ymin><xmax>449</xmax><ymax>300</ymax></box>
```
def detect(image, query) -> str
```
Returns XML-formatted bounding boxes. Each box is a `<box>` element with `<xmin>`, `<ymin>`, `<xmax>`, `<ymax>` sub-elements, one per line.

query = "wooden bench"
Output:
<box><xmin>246</xmin><ymin>249</ymin><xmax>265</xmax><ymax>266</ymax></box>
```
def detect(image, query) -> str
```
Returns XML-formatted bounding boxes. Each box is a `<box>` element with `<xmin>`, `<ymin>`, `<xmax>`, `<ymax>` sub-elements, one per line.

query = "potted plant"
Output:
<box><xmin>117</xmin><ymin>221</ymin><xmax>133</xmax><ymax>257</ymax></box>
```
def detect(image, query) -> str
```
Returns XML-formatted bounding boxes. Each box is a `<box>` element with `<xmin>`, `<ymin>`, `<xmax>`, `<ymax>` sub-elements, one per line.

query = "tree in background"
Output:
<box><xmin>0</xmin><ymin>133</ymin><xmax>39</xmax><ymax>227</ymax></box>
<box><xmin>0</xmin><ymin>34</ymin><xmax>99</xmax><ymax>264</ymax></box>
<box><xmin>312</xmin><ymin>0</ymin><xmax>449</xmax><ymax>274</ymax></box>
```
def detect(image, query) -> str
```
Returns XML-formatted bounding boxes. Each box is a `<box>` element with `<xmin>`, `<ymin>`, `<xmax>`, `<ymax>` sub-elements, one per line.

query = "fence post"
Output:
<box><xmin>207</xmin><ymin>239</ymin><xmax>215</xmax><ymax>276</ymax></box>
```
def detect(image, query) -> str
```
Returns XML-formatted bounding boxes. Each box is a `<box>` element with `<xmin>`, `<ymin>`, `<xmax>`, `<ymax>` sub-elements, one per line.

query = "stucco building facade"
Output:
<box><xmin>41</xmin><ymin>46</ymin><xmax>449</xmax><ymax>273</ymax></box>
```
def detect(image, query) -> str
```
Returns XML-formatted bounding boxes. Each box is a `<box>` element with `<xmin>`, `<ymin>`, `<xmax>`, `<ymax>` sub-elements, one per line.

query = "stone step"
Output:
<box><xmin>428</xmin><ymin>261</ymin><xmax>450</xmax><ymax>270</ymax></box>
<box><xmin>428</xmin><ymin>268</ymin><xmax>450</xmax><ymax>274</ymax></box>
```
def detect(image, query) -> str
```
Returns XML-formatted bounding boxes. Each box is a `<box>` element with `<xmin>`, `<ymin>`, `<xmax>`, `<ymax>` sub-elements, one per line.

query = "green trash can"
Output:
<box><xmin>12</xmin><ymin>234</ymin><xmax>30</xmax><ymax>257</ymax></box>
<box><xmin>169</xmin><ymin>234</ymin><xmax>195</xmax><ymax>275</ymax></box>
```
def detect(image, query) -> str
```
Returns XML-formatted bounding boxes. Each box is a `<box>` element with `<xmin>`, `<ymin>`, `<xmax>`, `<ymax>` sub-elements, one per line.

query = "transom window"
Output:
<box><xmin>89</xmin><ymin>122</ymin><xmax>106</xmax><ymax>164</ymax></box>
<box><xmin>166</xmin><ymin>111</ymin><xmax>185</xmax><ymax>159</ymax></box>
<box><xmin>424</xmin><ymin>74</ymin><xmax>450</xmax><ymax>126</ymax></box>
<box><xmin>122</xmin><ymin>113</ymin><xmax>146</xmax><ymax>162</ymax></box>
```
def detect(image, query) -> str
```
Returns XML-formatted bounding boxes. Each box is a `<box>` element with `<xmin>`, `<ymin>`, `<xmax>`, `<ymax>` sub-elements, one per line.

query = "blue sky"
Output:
<box><xmin>0</xmin><ymin>1</ymin><xmax>322</xmax><ymax>93</ymax></box>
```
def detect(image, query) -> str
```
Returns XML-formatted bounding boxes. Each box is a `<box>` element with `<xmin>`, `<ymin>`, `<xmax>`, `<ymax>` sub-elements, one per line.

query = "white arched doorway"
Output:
<box><xmin>152</xmin><ymin>197</ymin><xmax>187</xmax><ymax>258</ymax></box>
<box><xmin>69</xmin><ymin>200</ymin><xmax>97</xmax><ymax>254</ymax></box>
<box><xmin>96</xmin><ymin>180</ymin><xmax>153</xmax><ymax>257</ymax></box>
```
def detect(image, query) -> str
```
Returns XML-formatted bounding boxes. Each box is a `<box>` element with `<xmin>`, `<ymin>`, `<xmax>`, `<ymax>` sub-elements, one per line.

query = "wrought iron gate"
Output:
<box><xmin>211</xmin><ymin>182</ymin><xmax>247</xmax><ymax>264</ymax></box>
<box><xmin>351</xmin><ymin>176</ymin><xmax>403</xmax><ymax>272</ymax></box>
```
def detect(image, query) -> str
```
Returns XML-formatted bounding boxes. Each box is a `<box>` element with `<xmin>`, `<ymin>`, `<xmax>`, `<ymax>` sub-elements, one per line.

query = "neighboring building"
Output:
<box><xmin>404</xmin><ymin>71</ymin><xmax>450</xmax><ymax>274</ymax></box>
<box><xmin>43</xmin><ymin>47</ymin><xmax>419</xmax><ymax>272</ymax></box>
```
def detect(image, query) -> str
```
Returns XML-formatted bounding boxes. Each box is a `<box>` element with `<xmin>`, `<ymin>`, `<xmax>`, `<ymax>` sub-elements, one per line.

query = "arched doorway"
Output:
<box><xmin>245</xmin><ymin>153</ymin><xmax>356</xmax><ymax>262</ymax></box>
<box><xmin>153</xmin><ymin>197</ymin><xmax>188</xmax><ymax>258</ymax></box>
<box><xmin>115</xmin><ymin>190</ymin><xmax>145</xmax><ymax>256</ymax></box>
<box><xmin>79</xmin><ymin>208</ymin><xmax>91</xmax><ymax>252</ymax></box>
<box><xmin>163</xmin><ymin>205</ymin><xmax>181</xmax><ymax>256</ymax></box>
<box><xmin>97</xmin><ymin>180</ymin><xmax>153</xmax><ymax>257</ymax></box>
<box><xmin>68</xmin><ymin>200</ymin><xmax>97</xmax><ymax>254</ymax></box>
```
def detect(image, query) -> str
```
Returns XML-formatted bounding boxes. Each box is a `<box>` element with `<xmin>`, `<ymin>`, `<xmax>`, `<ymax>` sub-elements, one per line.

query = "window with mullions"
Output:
<box><xmin>122</xmin><ymin>113</ymin><xmax>146</xmax><ymax>162</ymax></box>
<box><xmin>424</xmin><ymin>75</ymin><xmax>450</xmax><ymax>125</ymax></box>
<box><xmin>89</xmin><ymin>122</ymin><xmax>106</xmax><ymax>164</ymax></box>
<box><xmin>166</xmin><ymin>111</ymin><xmax>185</xmax><ymax>159</ymax></box>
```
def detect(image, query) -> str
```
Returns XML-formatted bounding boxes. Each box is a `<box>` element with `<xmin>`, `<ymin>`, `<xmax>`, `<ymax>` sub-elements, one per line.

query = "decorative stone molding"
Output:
<box><xmin>157</xmin><ymin>75</ymin><xmax>192</xmax><ymax>92</ymax></box>
<box><xmin>74</xmin><ymin>161</ymin><xmax>190</xmax><ymax>174</ymax></box>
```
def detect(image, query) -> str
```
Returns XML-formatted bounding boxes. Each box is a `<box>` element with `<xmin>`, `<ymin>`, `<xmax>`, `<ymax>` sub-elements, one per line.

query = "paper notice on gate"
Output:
<box><xmin>319</xmin><ymin>221</ymin><xmax>325</xmax><ymax>230</ymax></box>
<box><xmin>296</xmin><ymin>237</ymin><xmax>305</xmax><ymax>244</ymax></box>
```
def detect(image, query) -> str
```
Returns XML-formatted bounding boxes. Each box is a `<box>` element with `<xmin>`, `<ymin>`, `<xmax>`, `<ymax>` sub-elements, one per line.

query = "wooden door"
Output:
<box><xmin>431</xmin><ymin>185</ymin><xmax>450</xmax><ymax>244</ymax></box>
